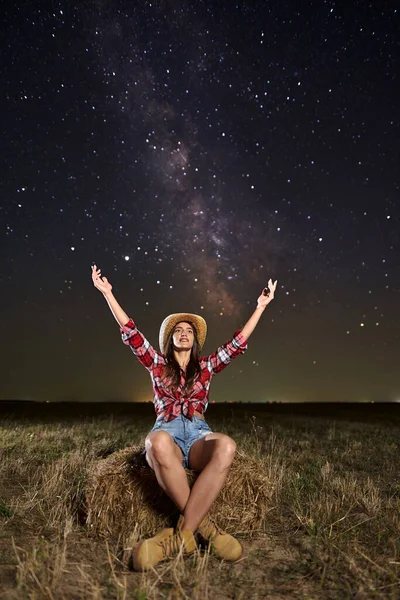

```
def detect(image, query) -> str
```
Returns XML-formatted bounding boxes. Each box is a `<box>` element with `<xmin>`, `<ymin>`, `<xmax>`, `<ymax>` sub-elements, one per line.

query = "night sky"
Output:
<box><xmin>1</xmin><ymin>1</ymin><xmax>399</xmax><ymax>404</ymax></box>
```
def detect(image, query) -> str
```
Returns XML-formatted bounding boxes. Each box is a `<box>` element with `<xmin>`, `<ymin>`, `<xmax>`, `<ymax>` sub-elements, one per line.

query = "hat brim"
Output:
<box><xmin>159</xmin><ymin>313</ymin><xmax>207</xmax><ymax>354</ymax></box>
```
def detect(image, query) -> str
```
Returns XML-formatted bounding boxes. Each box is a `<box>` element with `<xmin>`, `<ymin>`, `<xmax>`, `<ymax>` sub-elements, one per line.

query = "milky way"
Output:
<box><xmin>91</xmin><ymin>31</ymin><xmax>290</xmax><ymax>317</ymax></box>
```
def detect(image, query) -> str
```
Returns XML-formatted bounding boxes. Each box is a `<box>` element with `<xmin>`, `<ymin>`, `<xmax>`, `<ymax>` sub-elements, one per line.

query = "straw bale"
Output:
<box><xmin>85</xmin><ymin>445</ymin><xmax>273</xmax><ymax>540</ymax></box>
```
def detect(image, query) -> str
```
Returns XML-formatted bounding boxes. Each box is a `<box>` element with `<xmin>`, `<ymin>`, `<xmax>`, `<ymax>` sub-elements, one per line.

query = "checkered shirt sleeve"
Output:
<box><xmin>120</xmin><ymin>318</ymin><xmax>163</xmax><ymax>372</ymax></box>
<box><xmin>205</xmin><ymin>329</ymin><xmax>248</xmax><ymax>374</ymax></box>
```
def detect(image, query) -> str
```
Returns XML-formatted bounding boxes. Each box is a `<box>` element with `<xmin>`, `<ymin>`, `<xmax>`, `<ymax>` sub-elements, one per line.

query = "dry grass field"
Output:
<box><xmin>0</xmin><ymin>405</ymin><xmax>399</xmax><ymax>599</ymax></box>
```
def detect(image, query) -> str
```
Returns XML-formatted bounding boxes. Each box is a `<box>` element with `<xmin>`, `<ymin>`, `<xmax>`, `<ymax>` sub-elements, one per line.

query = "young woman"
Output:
<box><xmin>91</xmin><ymin>264</ymin><xmax>277</xmax><ymax>570</ymax></box>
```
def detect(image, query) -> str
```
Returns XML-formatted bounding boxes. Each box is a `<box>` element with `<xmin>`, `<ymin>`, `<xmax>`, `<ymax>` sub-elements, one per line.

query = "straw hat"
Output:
<box><xmin>159</xmin><ymin>313</ymin><xmax>207</xmax><ymax>354</ymax></box>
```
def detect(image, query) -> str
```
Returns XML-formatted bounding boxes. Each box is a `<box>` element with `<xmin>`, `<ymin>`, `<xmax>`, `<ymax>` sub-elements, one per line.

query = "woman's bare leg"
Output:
<box><xmin>181</xmin><ymin>434</ymin><xmax>236</xmax><ymax>532</ymax></box>
<box><xmin>145</xmin><ymin>431</ymin><xmax>191</xmax><ymax>511</ymax></box>
<box><xmin>145</xmin><ymin>431</ymin><xmax>236</xmax><ymax>533</ymax></box>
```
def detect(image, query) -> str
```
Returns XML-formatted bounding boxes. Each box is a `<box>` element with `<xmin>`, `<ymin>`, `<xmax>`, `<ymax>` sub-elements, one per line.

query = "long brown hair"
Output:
<box><xmin>161</xmin><ymin>321</ymin><xmax>201</xmax><ymax>394</ymax></box>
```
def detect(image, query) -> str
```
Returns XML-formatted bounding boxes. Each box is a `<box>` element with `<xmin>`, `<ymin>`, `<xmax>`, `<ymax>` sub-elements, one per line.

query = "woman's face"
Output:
<box><xmin>172</xmin><ymin>321</ymin><xmax>194</xmax><ymax>351</ymax></box>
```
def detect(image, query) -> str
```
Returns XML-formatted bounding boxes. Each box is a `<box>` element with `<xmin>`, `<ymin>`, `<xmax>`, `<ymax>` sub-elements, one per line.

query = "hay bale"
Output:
<box><xmin>85</xmin><ymin>445</ymin><xmax>272</xmax><ymax>540</ymax></box>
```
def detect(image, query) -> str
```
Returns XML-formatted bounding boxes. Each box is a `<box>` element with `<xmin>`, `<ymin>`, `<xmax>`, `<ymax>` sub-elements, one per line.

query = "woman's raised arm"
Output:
<box><xmin>91</xmin><ymin>264</ymin><xmax>162</xmax><ymax>372</ymax></box>
<box><xmin>91</xmin><ymin>264</ymin><xmax>130</xmax><ymax>327</ymax></box>
<box><xmin>241</xmin><ymin>278</ymin><xmax>278</xmax><ymax>340</ymax></box>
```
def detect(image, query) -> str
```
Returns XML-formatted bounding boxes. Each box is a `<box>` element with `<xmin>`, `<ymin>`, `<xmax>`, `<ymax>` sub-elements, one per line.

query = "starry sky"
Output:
<box><xmin>1</xmin><ymin>1</ymin><xmax>399</xmax><ymax>404</ymax></box>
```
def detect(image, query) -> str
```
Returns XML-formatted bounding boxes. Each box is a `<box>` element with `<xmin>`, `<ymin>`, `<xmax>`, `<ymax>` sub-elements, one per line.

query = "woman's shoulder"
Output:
<box><xmin>198</xmin><ymin>355</ymin><xmax>212</xmax><ymax>369</ymax></box>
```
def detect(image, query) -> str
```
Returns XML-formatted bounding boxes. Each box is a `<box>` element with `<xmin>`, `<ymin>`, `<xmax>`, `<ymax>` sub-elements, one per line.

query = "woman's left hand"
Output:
<box><xmin>257</xmin><ymin>278</ymin><xmax>278</xmax><ymax>308</ymax></box>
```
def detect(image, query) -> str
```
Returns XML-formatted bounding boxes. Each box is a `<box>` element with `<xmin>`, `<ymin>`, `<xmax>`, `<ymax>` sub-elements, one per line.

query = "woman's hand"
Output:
<box><xmin>91</xmin><ymin>264</ymin><xmax>112</xmax><ymax>295</ymax></box>
<box><xmin>257</xmin><ymin>278</ymin><xmax>278</xmax><ymax>308</ymax></box>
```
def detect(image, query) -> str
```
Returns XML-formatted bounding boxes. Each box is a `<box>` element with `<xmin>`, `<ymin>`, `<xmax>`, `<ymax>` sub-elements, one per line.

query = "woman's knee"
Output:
<box><xmin>214</xmin><ymin>436</ymin><xmax>237</xmax><ymax>467</ymax></box>
<box><xmin>145</xmin><ymin>431</ymin><xmax>176</xmax><ymax>465</ymax></box>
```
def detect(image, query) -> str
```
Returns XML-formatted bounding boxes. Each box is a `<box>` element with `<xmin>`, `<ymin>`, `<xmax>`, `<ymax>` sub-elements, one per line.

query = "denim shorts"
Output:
<box><xmin>146</xmin><ymin>414</ymin><xmax>213</xmax><ymax>469</ymax></box>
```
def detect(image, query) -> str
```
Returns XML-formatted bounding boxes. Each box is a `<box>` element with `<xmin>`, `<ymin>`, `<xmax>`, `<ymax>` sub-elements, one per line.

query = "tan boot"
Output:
<box><xmin>124</xmin><ymin>527</ymin><xmax>174</xmax><ymax>569</ymax></box>
<box><xmin>177</xmin><ymin>514</ymin><xmax>243</xmax><ymax>561</ymax></box>
<box><xmin>132</xmin><ymin>529</ymin><xmax>197</xmax><ymax>571</ymax></box>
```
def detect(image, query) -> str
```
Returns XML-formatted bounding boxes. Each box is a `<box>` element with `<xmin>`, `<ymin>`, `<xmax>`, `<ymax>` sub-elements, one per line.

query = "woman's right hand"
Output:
<box><xmin>91</xmin><ymin>264</ymin><xmax>113</xmax><ymax>295</ymax></box>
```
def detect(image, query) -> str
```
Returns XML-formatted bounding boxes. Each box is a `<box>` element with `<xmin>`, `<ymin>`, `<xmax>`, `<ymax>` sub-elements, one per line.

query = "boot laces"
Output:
<box><xmin>159</xmin><ymin>532</ymin><xmax>186</xmax><ymax>558</ymax></box>
<box><xmin>201</xmin><ymin>516</ymin><xmax>225</xmax><ymax>539</ymax></box>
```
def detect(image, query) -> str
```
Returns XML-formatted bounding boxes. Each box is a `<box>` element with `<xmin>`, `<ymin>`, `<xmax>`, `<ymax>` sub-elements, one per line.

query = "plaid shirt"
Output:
<box><xmin>120</xmin><ymin>318</ymin><xmax>248</xmax><ymax>421</ymax></box>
